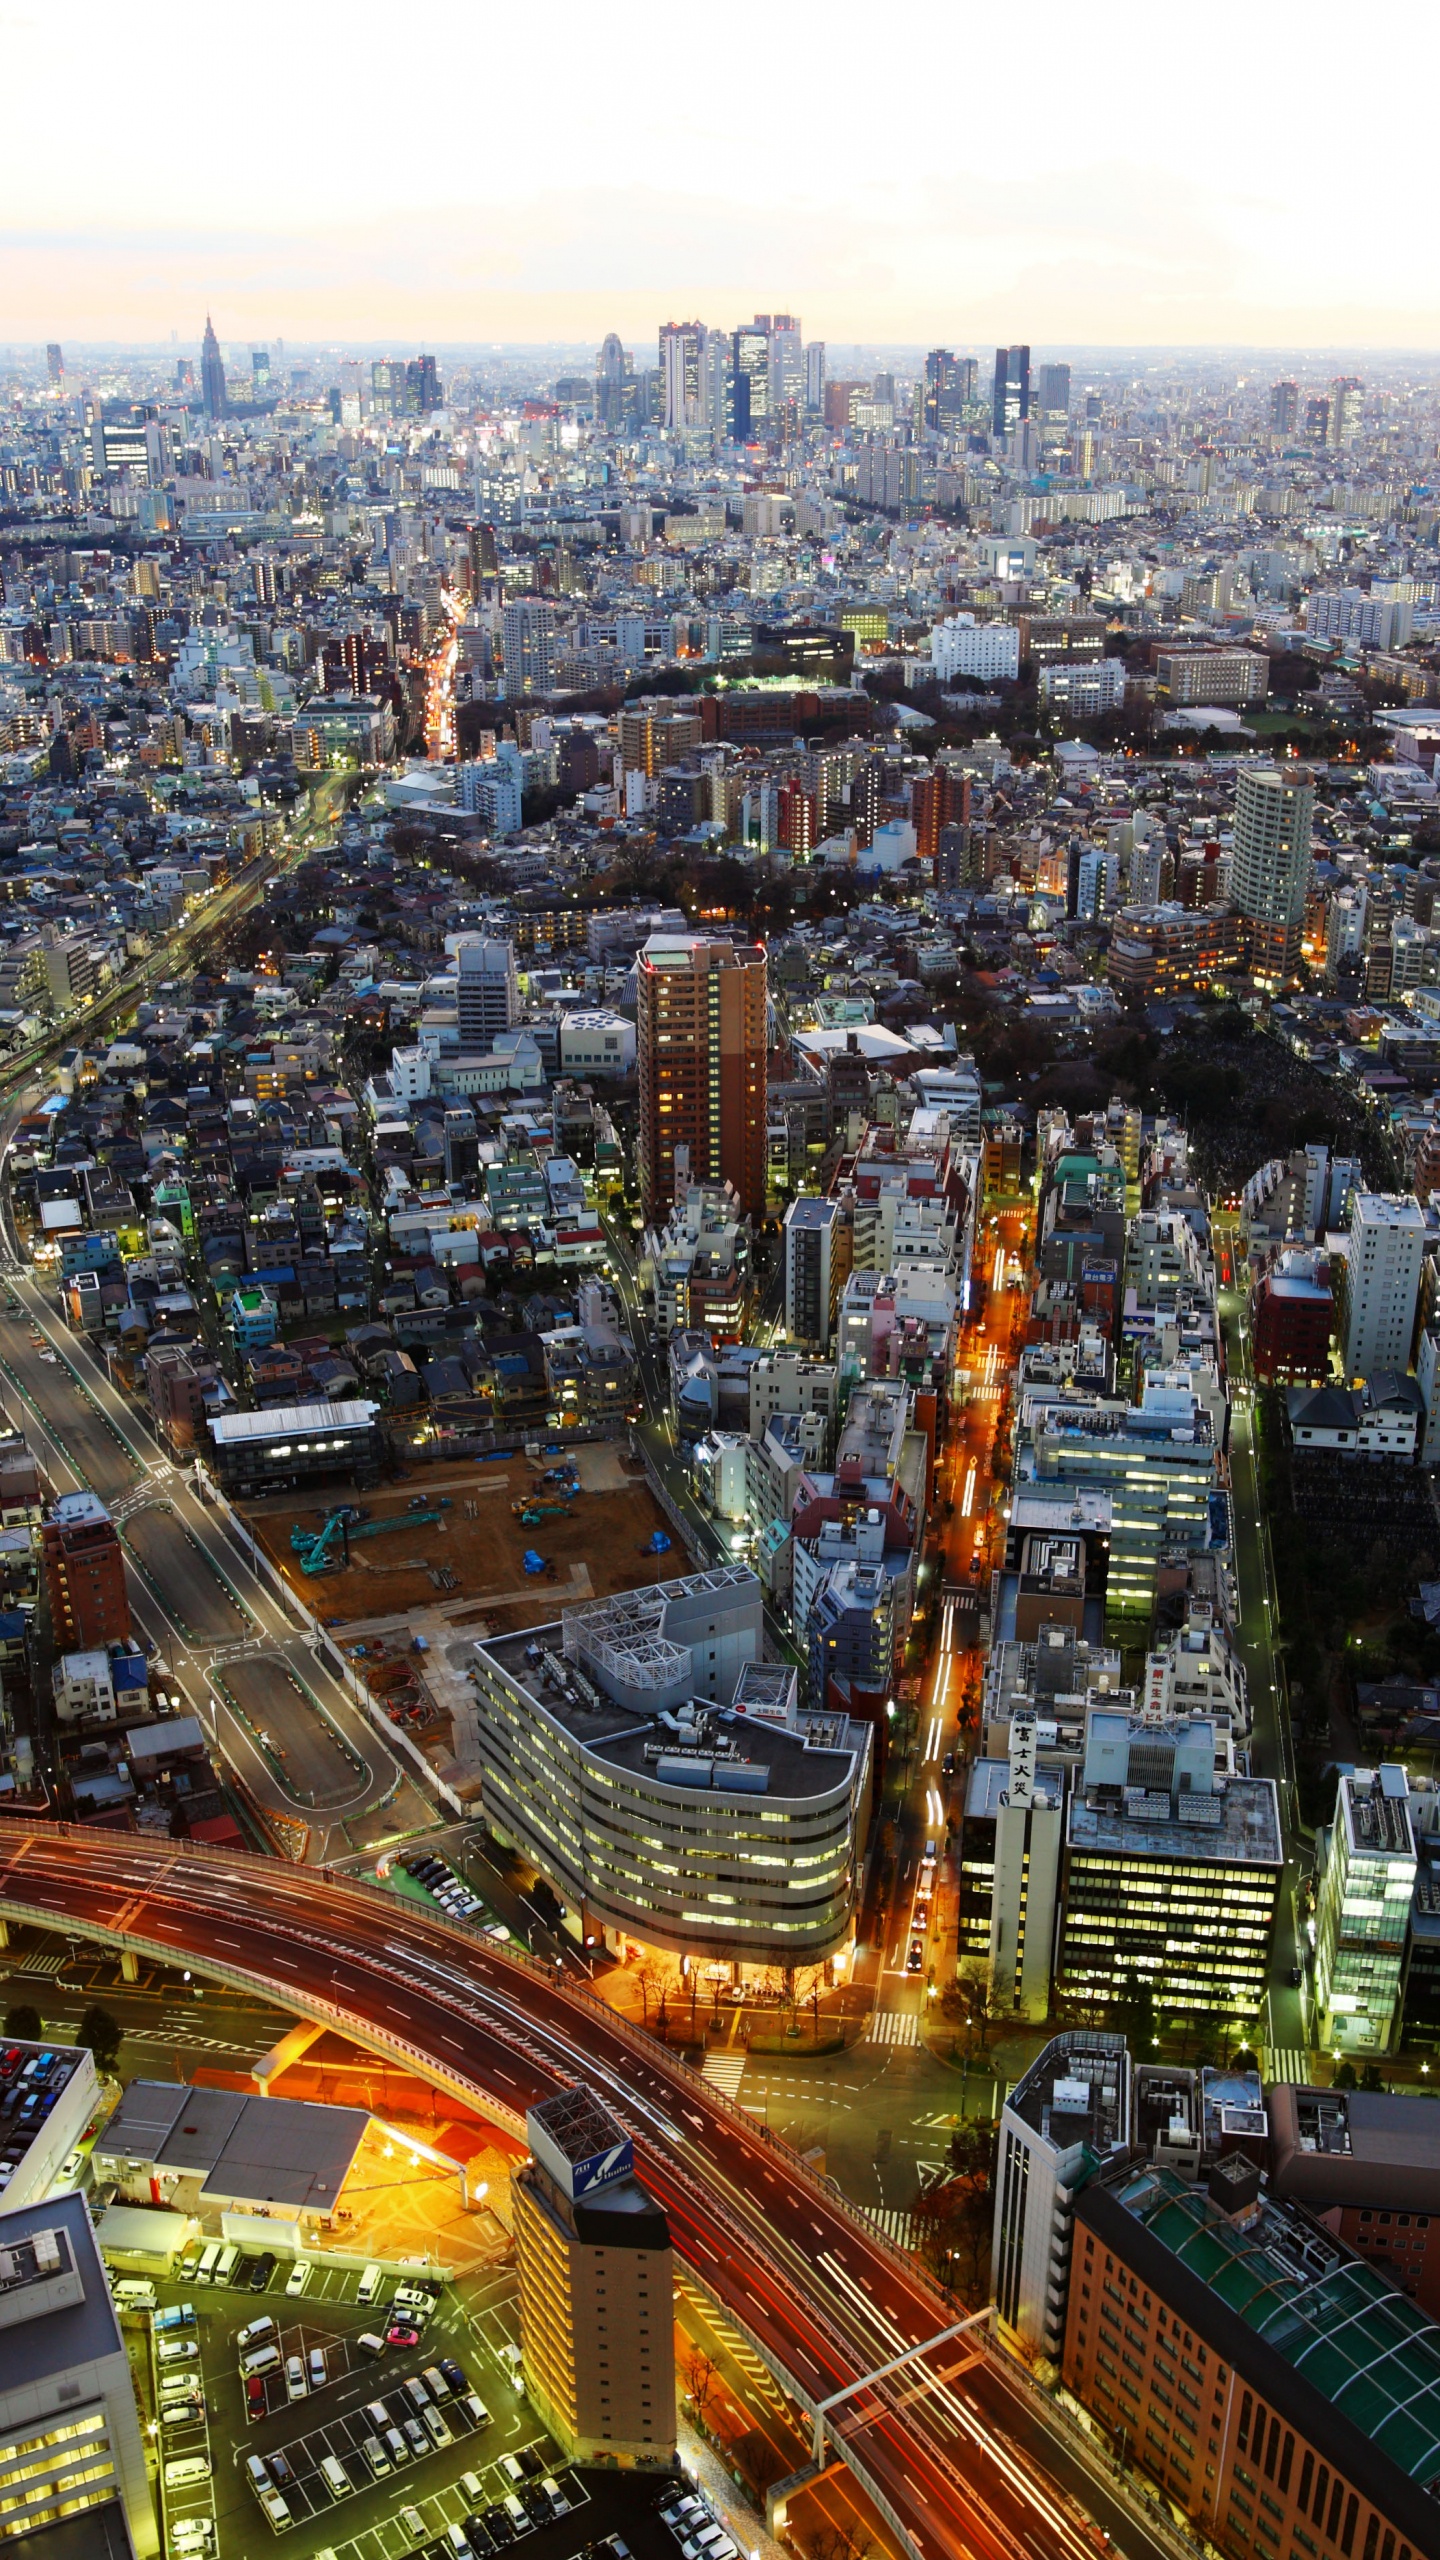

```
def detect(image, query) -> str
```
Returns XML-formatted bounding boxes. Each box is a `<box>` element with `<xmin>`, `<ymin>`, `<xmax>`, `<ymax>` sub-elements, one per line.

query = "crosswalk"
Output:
<box><xmin>13</xmin><ymin>1953</ymin><xmax>64</xmax><ymax>1976</ymax></box>
<box><xmin>1262</xmin><ymin>2047</ymin><xmax>1312</xmax><ymax>2088</ymax></box>
<box><xmin>867</xmin><ymin>2009</ymin><xmax>921</xmax><ymax>2045</ymax></box>
<box><xmin>701</xmin><ymin>2051</ymin><xmax>748</xmax><ymax>2098</ymax></box>
<box><xmin>862</xmin><ymin>2207</ymin><xmax>917</xmax><ymax>2246</ymax></box>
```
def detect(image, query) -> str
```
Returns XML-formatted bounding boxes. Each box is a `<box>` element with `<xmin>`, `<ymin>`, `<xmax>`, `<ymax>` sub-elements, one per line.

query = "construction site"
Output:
<box><xmin>241</xmin><ymin>1441</ymin><xmax>684</xmax><ymax>1640</ymax></box>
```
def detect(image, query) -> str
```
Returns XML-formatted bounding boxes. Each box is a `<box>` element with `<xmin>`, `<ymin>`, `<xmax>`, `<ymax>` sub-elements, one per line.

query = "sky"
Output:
<box><xmin>3</xmin><ymin>0</ymin><xmax>1437</xmax><ymax>355</ymax></box>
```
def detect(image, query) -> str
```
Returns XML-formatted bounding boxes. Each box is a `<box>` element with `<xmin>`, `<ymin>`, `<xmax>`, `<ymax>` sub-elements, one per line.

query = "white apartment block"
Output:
<box><xmin>1341</xmin><ymin>1191</ymin><xmax>1426</xmax><ymax>1383</ymax></box>
<box><xmin>929</xmin><ymin>615</ymin><xmax>1021</xmax><ymax>685</ymax></box>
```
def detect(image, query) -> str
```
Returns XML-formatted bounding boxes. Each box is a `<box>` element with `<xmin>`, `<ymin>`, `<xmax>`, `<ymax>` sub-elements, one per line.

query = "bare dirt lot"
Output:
<box><xmin>244</xmin><ymin>1448</ymin><xmax>681</xmax><ymax>1629</ymax></box>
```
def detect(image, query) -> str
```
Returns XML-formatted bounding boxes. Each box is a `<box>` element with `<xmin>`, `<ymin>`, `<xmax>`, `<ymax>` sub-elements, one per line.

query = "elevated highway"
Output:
<box><xmin>0</xmin><ymin>1827</ymin><xmax>1170</xmax><ymax>2560</ymax></box>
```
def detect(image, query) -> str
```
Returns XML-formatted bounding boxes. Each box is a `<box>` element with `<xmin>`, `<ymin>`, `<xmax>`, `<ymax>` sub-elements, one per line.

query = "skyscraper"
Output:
<box><xmin>992</xmin><ymin>343</ymin><xmax>1030</xmax><ymax>438</ymax></box>
<box><xmin>923</xmin><ymin>348</ymin><xmax>962</xmax><ymax>429</ymax></box>
<box><xmin>1229</xmin><ymin>764</ymin><xmax>1314</xmax><ymax>985</ymax></box>
<box><xmin>1036</xmin><ymin>361</ymin><xmax>1071</xmax><ymax>416</ymax></box>
<box><xmin>595</xmin><ymin>331</ymin><xmax>631</xmax><ymax>427</ymax></box>
<box><xmin>1270</xmin><ymin>379</ymin><xmax>1299</xmax><ymax>435</ymax></box>
<box><xmin>1330</xmin><ymin>374</ymin><xmax>1363</xmax><ymax>447</ymax></box>
<box><xmin>45</xmin><ymin>344</ymin><xmax>63</xmax><ymax>386</ymax></box>
<box><xmin>659</xmin><ymin>320</ymin><xmax>707</xmax><ymax>431</ymax></box>
<box><xmin>768</xmin><ymin>313</ymin><xmax>803</xmax><ymax>411</ymax></box>
<box><xmin>805</xmin><ymin>340</ymin><xmax>827</xmax><ymax>412</ymax></box>
<box><xmin>733</xmin><ymin>318</ymin><xmax>771</xmax><ymax>428</ymax></box>
<box><xmin>637</xmin><ymin>932</ymin><xmax>767</xmax><ymax>1221</ymax></box>
<box><xmin>406</xmin><ymin>353</ymin><xmax>441</xmax><ymax>413</ymax></box>
<box><xmin>501</xmin><ymin>600</ymin><xmax>556</xmax><ymax>697</ymax></box>
<box><xmin>200</xmin><ymin>315</ymin><xmax>227</xmax><ymax>420</ymax></box>
<box><xmin>251</xmin><ymin>348</ymin><xmax>270</xmax><ymax>398</ymax></box>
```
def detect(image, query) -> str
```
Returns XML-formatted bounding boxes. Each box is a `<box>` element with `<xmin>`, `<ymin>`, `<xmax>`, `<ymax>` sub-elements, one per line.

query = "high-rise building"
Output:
<box><xmin>1228</xmin><ymin>764</ymin><xmax>1314</xmax><ymax>985</ymax></box>
<box><xmin>406</xmin><ymin>353</ymin><xmax>442</xmax><ymax>413</ymax></box>
<box><xmin>1065</xmin><ymin>2151</ymin><xmax>1440</xmax><ymax>2560</ymax></box>
<box><xmin>0</xmin><ymin>2191</ymin><xmax>156</xmax><ymax>2552</ymax></box>
<box><xmin>768</xmin><ymin>313</ymin><xmax>803</xmax><ymax>411</ymax></box>
<box><xmin>1330</xmin><ymin>374</ymin><xmax>1363</xmax><ymax>446</ymax></box>
<box><xmin>659</xmin><ymin>321</ymin><xmax>707</xmax><ymax>431</ymax></box>
<box><xmin>454</xmin><ymin>936</ymin><xmax>518</xmax><ymax>1048</ymax></box>
<box><xmin>594</xmin><ymin>332</ymin><xmax>632</xmax><ymax>428</ymax></box>
<box><xmin>40</xmin><ymin>1492</ymin><xmax>129</xmax><ymax>1649</ymax></box>
<box><xmin>992</xmin><ymin>2031</ymin><xmax>1131</xmax><ymax>2358</ymax></box>
<box><xmin>1304</xmin><ymin>394</ymin><xmax>1331</xmax><ymax>446</ymax></box>
<box><xmin>1339</xmin><ymin>1190</ymin><xmax>1425</xmax><ymax>1384</ymax></box>
<box><xmin>251</xmin><ymin>348</ymin><xmax>270</xmax><ymax>397</ymax></box>
<box><xmin>783</xmin><ymin>1194</ymin><xmax>851</xmax><ymax>1351</ymax></box>
<box><xmin>1036</xmin><ymin>360</ymin><xmax>1071</xmax><ymax>416</ymax></box>
<box><xmin>992</xmin><ymin>342</ymin><xmax>1030</xmax><ymax>438</ymax></box>
<box><xmin>501</xmin><ymin>600</ymin><xmax>556</xmax><ymax>697</ymax></box>
<box><xmin>512</xmin><ymin>2086</ymin><xmax>675</xmax><ymax>2466</ymax></box>
<box><xmin>923</xmin><ymin>348</ymin><xmax>965</xmax><ymax>429</ymax></box>
<box><xmin>637</xmin><ymin>932</ymin><xmax>767</xmax><ymax>1221</ymax></box>
<box><xmin>1314</xmin><ymin>1765</ymin><xmax>1418</xmax><ymax>2055</ymax></box>
<box><xmin>200</xmin><ymin>314</ymin><xmax>227</xmax><ymax>420</ymax></box>
<box><xmin>45</xmin><ymin>343</ymin><xmax>63</xmax><ymax>386</ymax></box>
<box><xmin>804</xmin><ymin>339</ymin><xmax>826</xmax><ymax>412</ymax></box>
<box><xmin>1269</xmin><ymin>378</ymin><xmax>1299</xmax><ymax>435</ymax></box>
<box><xmin>733</xmin><ymin>318</ymin><xmax>771</xmax><ymax>428</ymax></box>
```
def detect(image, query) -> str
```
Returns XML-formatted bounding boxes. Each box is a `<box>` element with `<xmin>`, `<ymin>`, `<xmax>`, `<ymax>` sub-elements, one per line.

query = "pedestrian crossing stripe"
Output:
<box><xmin>1262</xmin><ymin>2048</ymin><xmax>1312</xmax><ymax>2087</ymax></box>
<box><xmin>701</xmin><ymin>2052</ymin><xmax>748</xmax><ymax>2097</ymax></box>
<box><xmin>863</xmin><ymin>2208</ymin><xmax>916</xmax><ymax>2244</ymax></box>
<box><xmin>13</xmin><ymin>1954</ymin><xmax>64</xmax><ymax>1975</ymax></box>
<box><xmin>867</xmin><ymin>2010</ymin><xmax>920</xmax><ymax>2044</ymax></box>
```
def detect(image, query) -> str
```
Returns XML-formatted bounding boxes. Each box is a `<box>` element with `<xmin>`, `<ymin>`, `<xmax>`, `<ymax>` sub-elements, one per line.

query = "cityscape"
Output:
<box><xmin>4</xmin><ymin>116</ymin><xmax>1440</xmax><ymax>2560</ymax></box>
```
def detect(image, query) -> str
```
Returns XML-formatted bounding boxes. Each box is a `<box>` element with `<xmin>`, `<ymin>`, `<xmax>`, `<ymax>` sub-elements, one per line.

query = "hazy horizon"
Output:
<box><xmin>5</xmin><ymin>0</ymin><xmax>1438</xmax><ymax>351</ymax></box>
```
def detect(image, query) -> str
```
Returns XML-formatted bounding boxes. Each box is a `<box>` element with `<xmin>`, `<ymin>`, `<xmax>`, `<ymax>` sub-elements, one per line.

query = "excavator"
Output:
<box><xmin>289</xmin><ymin>1502</ymin><xmax>447</xmax><ymax>1575</ymax></box>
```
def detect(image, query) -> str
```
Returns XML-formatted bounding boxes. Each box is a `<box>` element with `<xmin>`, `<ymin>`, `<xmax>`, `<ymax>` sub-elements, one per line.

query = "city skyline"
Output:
<box><xmin>5</xmin><ymin>0</ymin><xmax>1439</xmax><ymax>347</ymax></box>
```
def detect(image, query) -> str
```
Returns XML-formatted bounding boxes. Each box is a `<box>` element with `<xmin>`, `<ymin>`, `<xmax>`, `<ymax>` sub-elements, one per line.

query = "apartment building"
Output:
<box><xmin>636</xmin><ymin>933</ymin><xmax>767</xmax><ymax>1222</ymax></box>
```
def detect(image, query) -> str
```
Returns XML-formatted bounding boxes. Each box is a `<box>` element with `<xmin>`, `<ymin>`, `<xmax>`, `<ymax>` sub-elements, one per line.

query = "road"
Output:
<box><xmin>0</xmin><ymin>1827</ymin><xmax>1175</xmax><ymax>2560</ymax></box>
<box><xmin>0</xmin><ymin>1180</ymin><xmax>421</xmax><ymax>1864</ymax></box>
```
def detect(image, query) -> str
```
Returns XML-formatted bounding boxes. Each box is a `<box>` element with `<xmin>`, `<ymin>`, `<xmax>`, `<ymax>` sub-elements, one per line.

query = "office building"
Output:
<box><xmin>1248</xmin><ymin>1250</ymin><xmax>1333</xmax><ymax>1385</ymax></box>
<box><xmin>659</xmin><ymin>321</ymin><xmax>707</xmax><ymax>432</ymax></box>
<box><xmin>1065</xmin><ymin>2153</ymin><xmax>1439</xmax><ymax>2560</ymax></box>
<box><xmin>455</xmin><ymin>936</ymin><xmax>518</xmax><ymax>1046</ymax></box>
<box><xmin>1153</xmin><ymin>649</ymin><xmax>1268</xmax><ymax>708</ymax></box>
<box><xmin>40</xmin><ymin>1494</ymin><xmax>129</xmax><ymax>1650</ymax></box>
<box><xmin>1330</xmin><ymin>374</ymin><xmax>1363</xmax><ymax>446</ymax></box>
<box><xmin>0</xmin><ymin>2190</ymin><xmax>156</xmax><ymax>2552</ymax></box>
<box><xmin>1270</xmin><ymin>379</ymin><xmax>1299</xmax><ymax>435</ymax></box>
<box><xmin>468</xmin><ymin>1569</ymin><xmax>869</xmax><ymax>1966</ymax></box>
<box><xmin>595</xmin><ymin>332</ymin><xmax>632</xmax><ymax>427</ymax></box>
<box><xmin>512</xmin><ymin>2087</ymin><xmax>675</xmax><ymax>2466</ymax></box>
<box><xmin>783</xmin><ymin>1195</ymin><xmax>851</xmax><ymax>1352</ymax></box>
<box><xmin>1056</xmin><ymin>1689</ymin><xmax>1283</xmax><ymax>2022</ymax></box>
<box><xmin>732</xmin><ymin>319</ymin><xmax>771</xmax><ymax>428</ymax></box>
<box><xmin>929</xmin><ymin>616</ymin><xmax>1021</xmax><ymax>684</ymax></box>
<box><xmin>636</xmin><ymin>932</ymin><xmax>767</xmax><ymax>1223</ymax></box>
<box><xmin>1036</xmin><ymin>361</ymin><xmax>1072</xmax><ymax>416</ymax></box>
<box><xmin>992</xmin><ymin>343</ymin><xmax>1030</xmax><ymax>438</ymax></box>
<box><xmin>993</xmin><ymin>2031</ymin><xmax>1131</xmax><ymax>2357</ymax></box>
<box><xmin>959</xmin><ymin>1714</ymin><xmax>1067</xmax><ymax>2021</ymax></box>
<box><xmin>1314</xmin><ymin>1766</ymin><xmax>1418</xmax><ymax>2055</ymax></box>
<box><xmin>1228</xmin><ymin>764</ymin><xmax>1314</xmax><ymax>985</ymax></box>
<box><xmin>1268</xmin><ymin>2082</ymin><xmax>1440</xmax><ymax>2317</ymax></box>
<box><xmin>45</xmin><ymin>344</ymin><xmax>63</xmax><ymax>386</ymax></box>
<box><xmin>199</xmin><ymin>315</ymin><xmax>226</xmax><ymax>420</ymax></box>
<box><xmin>1340</xmin><ymin>1192</ymin><xmax>1425</xmax><ymax>1384</ymax></box>
<box><xmin>1039</xmin><ymin>658</ymin><xmax>1125</xmax><ymax>720</ymax></box>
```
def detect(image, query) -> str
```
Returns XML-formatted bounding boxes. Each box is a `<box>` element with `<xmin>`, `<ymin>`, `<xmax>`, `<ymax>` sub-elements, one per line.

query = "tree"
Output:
<box><xmin>2</xmin><ymin>2006</ymin><xmax>41</xmax><ymax>2044</ymax></box>
<box><xmin>76</xmin><ymin>2004</ymin><xmax>123</xmax><ymax>2076</ymax></box>
<box><xmin>682</xmin><ymin>2348</ymin><xmax>718</xmax><ymax>2426</ymax></box>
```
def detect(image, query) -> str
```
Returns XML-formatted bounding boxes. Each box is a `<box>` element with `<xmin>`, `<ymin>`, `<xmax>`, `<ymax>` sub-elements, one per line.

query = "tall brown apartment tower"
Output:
<box><xmin>637</xmin><ymin>932</ymin><xmax>767</xmax><ymax>1222</ymax></box>
<box><xmin>512</xmin><ymin>2087</ymin><xmax>676</xmax><ymax>2466</ymax></box>
<box><xmin>40</xmin><ymin>1492</ymin><xmax>129</xmax><ymax>1649</ymax></box>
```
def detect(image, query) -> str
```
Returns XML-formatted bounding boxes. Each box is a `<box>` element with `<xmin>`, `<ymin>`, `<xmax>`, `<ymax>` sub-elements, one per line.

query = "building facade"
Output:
<box><xmin>636</xmin><ymin>933</ymin><xmax>767</xmax><ymax>1222</ymax></box>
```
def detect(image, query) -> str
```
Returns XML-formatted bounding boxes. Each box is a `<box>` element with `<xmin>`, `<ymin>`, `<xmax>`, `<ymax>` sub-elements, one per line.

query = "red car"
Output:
<box><xmin>385</xmin><ymin>2322</ymin><xmax>421</xmax><ymax>2349</ymax></box>
<box><xmin>245</xmin><ymin>2375</ymin><xmax>267</xmax><ymax>2417</ymax></box>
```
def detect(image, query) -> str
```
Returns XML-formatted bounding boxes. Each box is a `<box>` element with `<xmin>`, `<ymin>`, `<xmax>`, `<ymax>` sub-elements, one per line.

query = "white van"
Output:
<box><xmin>357</xmin><ymin>2263</ymin><xmax>383</xmax><ymax>2304</ymax></box>
<box><xmin>363</xmin><ymin>2435</ymin><xmax>390</xmax><ymax>2479</ymax></box>
<box><xmin>196</xmin><ymin>2243</ymin><xmax>221</xmax><ymax>2284</ymax></box>
<box><xmin>111</xmin><ymin>2279</ymin><xmax>156</xmax><ymax>2310</ymax></box>
<box><xmin>319</xmin><ymin>2454</ymin><xmax>351</xmax><ymax>2502</ymax></box>
<box><xmin>242</xmin><ymin>2345</ymin><xmax>282</xmax><ymax>2383</ymax></box>
<box><xmin>214</xmin><ymin>2244</ymin><xmax>240</xmax><ymax>2285</ymax></box>
<box><xmin>163</xmin><ymin>2455</ymin><xmax>211</xmax><ymax>2488</ymax></box>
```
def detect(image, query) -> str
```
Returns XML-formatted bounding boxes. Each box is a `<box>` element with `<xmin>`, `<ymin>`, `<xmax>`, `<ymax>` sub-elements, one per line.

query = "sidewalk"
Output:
<box><xmin>677</xmin><ymin>2417</ymin><xmax>784</xmax><ymax>2560</ymax></box>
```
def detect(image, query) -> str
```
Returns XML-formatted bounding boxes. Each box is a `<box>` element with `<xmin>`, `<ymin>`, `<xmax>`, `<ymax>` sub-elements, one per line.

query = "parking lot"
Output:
<box><xmin>133</xmin><ymin>2253</ymin><xmax>556</xmax><ymax>2560</ymax></box>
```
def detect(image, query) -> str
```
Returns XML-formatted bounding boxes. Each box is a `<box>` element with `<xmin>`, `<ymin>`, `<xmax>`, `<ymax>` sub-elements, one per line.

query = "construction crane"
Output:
<box><xmin>289</xmin><ymin>1506</ymin><xmax>444</xmax><ymax>1575</ymax></box>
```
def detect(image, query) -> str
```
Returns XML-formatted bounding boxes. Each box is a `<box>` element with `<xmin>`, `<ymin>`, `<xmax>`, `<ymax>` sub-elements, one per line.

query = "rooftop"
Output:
<box><xmin>1068</xmin><ymin>1771</ymin><xmax>1283</xmax><ymax>1867</ymax></box>
<box><xmin>207</xmin><ymin>1397</ymin><xmax>378</xmax><ymax>1444</ymax></box>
